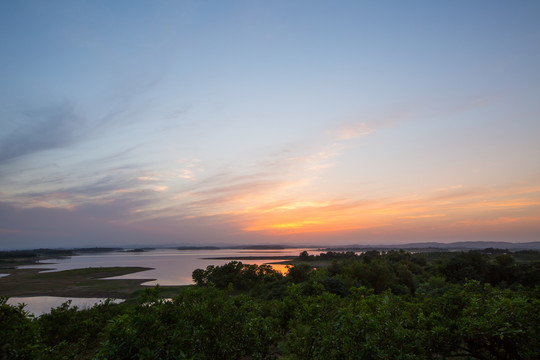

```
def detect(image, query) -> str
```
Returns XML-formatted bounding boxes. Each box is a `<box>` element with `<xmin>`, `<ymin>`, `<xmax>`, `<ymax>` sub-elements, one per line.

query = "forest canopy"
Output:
<box><xmin>1</xmin><ymin>249</ymin><xmax>539</xmax><ymax>359</ymax></box>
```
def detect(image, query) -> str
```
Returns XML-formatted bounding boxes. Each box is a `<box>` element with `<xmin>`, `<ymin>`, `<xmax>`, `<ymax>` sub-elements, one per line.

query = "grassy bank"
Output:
<box><xmin>0</xmin><ymin>266</ymin><xmax>184</xmax><ymax>299</ymax></box>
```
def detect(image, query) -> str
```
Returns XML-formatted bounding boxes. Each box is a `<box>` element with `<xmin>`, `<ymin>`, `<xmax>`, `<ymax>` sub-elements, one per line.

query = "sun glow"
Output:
<box><xmin>234</xmin><ymin>185</ymin><xmax>540</xmax><ymax>238</ymax></box>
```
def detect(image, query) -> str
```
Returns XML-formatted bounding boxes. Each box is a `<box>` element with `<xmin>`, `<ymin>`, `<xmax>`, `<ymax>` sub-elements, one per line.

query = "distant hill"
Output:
<box><xmin>323</xmin><ymin>241</ymin><xmax>540</xmax><ymax>251</ymax></box>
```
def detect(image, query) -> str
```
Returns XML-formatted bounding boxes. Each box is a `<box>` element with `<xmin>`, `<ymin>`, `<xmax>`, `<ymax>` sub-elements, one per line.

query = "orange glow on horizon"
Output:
<box><xmin>234</xmin><ymin>185</ymin><xmax>540</xmax><ymax>238</ymax></box>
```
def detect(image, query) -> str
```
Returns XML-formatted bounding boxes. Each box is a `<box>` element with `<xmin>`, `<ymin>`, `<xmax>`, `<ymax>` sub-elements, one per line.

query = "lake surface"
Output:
<box><xmin>19</xmin><ymin>248</ymin><xmax>319</xmax><ymax>286</ymax></box>
<box><xmin>8</xmin><ymin>248</ymin><xmax>319</xmax><ymax>315</ymax></box>
<box><xmin>6</xmin><ymin>296</ymin><xmax>124</xmax><ymax>316</ymax></box>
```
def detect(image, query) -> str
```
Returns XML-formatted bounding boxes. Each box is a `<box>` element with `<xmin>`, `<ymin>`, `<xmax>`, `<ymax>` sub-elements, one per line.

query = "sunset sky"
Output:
<box><xmin>1</xmin><ymin>1</ymin><xmax>540</xmax><ymax>249</ymax></box>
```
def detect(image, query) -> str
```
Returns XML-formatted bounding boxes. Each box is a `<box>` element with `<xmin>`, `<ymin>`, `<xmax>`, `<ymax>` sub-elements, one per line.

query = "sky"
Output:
<box><xmin>1</xmin><ymin>1</ymin><xmax>540</xmax><ymax>249</ymax></box>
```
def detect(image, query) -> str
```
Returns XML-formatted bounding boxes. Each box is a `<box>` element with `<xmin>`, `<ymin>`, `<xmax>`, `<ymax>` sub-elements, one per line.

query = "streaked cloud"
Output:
<box><xmin>1</xmin><ymin>2</ymin><xmax>540</xmax><ymax>248</ymax></box>
<box><xmin>330</xmin><ymin>122</ymin><xmax>375</xmax><ymax>140</ymax></box>
<box><xmin>177</xmin><ymin>169</ymin><xmax>194</xmax><ymax>180</ymax></box>
<box><xmin>0</xmin><ymin>102</ymin><xmax>84</xmax><ymax>164</ymax></box>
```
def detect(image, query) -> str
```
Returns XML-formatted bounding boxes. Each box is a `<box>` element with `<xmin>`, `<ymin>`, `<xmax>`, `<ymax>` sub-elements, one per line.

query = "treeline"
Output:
<box><xmin>1</xmin><ymin>250</ymin><xmax>539</xmax><ymax>359</ymax></box>
<box><xmin>0</xmin><ymin>248</ymin><xmax>124</xmax><ymax>261</ymax></box>
<box><xmin>193</xmin><ymin>249</ymin><xmax>539</xmax><ymax>298</ymax></box>
<box><xmin>0</xmin><ymin>249</ymin><xmax>73</xmax><ymax>259</ymax></box>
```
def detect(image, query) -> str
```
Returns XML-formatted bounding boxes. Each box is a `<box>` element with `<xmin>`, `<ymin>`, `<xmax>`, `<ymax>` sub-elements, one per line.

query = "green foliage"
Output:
<box><xmin>96</xmin><ymin>286</ymin><xmax>280</xmax><ymax>360</ymax></box>
<box><xmin>192</xmin><ymin>261</ymin><xmax>283</xmax><ymax>291</ymax></box>
<box><xmin>286</xmin><ymin>263</ymin><xmax>313</xmax><ymax>284</ymax></box>
<box><xmin>36</xmin><ymin>299</ymin><xmax>122</xmax><ymax>359</ymax></box>
<box><xmin>284</xmin><ymin>289</ymin><xmax>431</xmax><ymax>359</ymax></box>
<box><xmin>457</xmin><ymin>282</ymin><xmax>540</xmax><ymax>359</ymax></box>
<box><xmin>1</xmin><ymin>249</ymin><xmax>539</xmax><ymax>359</ymax></box>
<box><xmin>0</xmin><ymin>297</ymin><xmax>41</xmax><ymax>360</ymax></box>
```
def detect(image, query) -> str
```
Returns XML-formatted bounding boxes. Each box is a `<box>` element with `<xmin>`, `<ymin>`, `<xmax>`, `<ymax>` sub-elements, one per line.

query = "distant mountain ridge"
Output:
<box><xmin>322</xmin><ymin>241</ymin><xmax>540</xmax><ymax>251</ymax></box>
<box><xmin>3</xmin><ymin>241</ymin><xmax>539</xmax><ymax>252</ymax></box>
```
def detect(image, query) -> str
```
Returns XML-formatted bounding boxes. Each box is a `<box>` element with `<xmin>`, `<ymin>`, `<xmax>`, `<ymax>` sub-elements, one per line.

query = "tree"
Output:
<box><xmin>298</xmin><ymin>250</ymin><xmax>310</xmax><ymax>261</ymax></box>
<box><xmin>286</xmin><ymin>263</ymin><xmax>313</xmax><ymax>284</ymax></box>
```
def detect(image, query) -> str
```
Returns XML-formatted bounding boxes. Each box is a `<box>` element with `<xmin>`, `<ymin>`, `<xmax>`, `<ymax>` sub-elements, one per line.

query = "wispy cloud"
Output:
<box><xmin>1</xmin><ymin>95</ymin><xmax>538</xmax><ymax>246</ymax></box>
<box><xmin>177</xmin><ymin>169</ymin><xmax>194</xmax><ymax>180</ymax></box>
<box><xmin>0</xmin><ymin>65</ymin><xmax>165</xmax><ymax>169</ymax></box>
<box><xmin>329</xmin><ymin>122</ymin><xmax>375</xmax><ymax>140</ymax></box>
<box><xmin>0</xmin><ymin>102</ymin><xmax>84</xmax><ymax>164</ymax></box>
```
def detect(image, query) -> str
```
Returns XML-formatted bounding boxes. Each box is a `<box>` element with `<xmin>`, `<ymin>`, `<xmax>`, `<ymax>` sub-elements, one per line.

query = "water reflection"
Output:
<box><xmin>6</xmin><ymin>296</ymin><xmax>123</xmax><ymax>316</ymax></box>
<box><xmin>18</xmin><ymin>248</ymin><xmax>319</xmax><ymax>286</ymax></box>
<box><xmin>237</xmin><ymin>261</ymin><xmax>291</xmax><ymax>274</ymax></box>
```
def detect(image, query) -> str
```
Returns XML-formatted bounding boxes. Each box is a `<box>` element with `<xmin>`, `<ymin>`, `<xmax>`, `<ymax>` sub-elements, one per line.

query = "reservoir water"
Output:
<box><xmin>19</xmin><ymin>248</ymin><xmax>317</xmax><ymax>286</ymax></box>
<box><xmin>7</xmin><ymin>248</ymin><xmax>317</xmax><ymax>315</ymax></box>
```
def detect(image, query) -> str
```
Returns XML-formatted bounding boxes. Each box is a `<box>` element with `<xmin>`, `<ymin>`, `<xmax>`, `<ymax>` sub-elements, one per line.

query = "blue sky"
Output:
<box><xmin>1</xmin><ymin>1</ymin><xmax>539</xmax><ymax>249</ymax></box>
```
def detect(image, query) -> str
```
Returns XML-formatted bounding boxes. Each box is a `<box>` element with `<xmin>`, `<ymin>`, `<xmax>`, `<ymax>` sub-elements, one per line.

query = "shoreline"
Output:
<box><xmin>0</xmin><ymin>266</ymin><xmax>185</xmax><ymax>299</ymax></box>
<box><xmin>0</xmin><ymin>253</ymin><xmax>300</xmax><ymax>299</ymax></box>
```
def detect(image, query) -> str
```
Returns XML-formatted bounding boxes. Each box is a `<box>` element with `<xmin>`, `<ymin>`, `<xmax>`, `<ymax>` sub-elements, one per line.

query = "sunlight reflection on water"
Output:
<box><xmin>18</xmin><ymin>248</ymin><xmax>320</xmax><ymax>286</ymax></box>
<box><xmin>6</xmin><ymin>249</ymin><xmax>323</xmax><ymax>316</ymax></box>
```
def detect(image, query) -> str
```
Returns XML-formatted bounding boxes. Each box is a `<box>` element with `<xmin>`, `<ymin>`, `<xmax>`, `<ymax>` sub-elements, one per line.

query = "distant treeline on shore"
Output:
<box><xmin>0</xmin><ymin>247</ymin><xmax>122</xmax><ymax>260</ymax></box>
<box><xmin>2</xmin><ymin>240</ymin><xmax>539</xmax><ymax>255</ymax></box>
